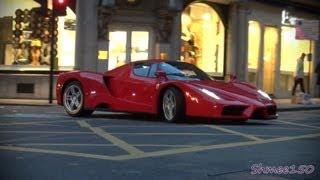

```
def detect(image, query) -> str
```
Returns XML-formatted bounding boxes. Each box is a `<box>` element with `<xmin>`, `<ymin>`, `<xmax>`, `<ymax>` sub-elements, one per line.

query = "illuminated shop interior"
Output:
<box><xmin>181</xmin><ymin>3</ymin><xmax>225</xmax><ymax>76</ymax></box>
<box><xmin>108</xmin><ymin>30</ymin><xmax>149</xmax><ymax>70</ymax></box>
<box><xmin>0</xmin><ymin>0</ymin><xmax>76</xmax><ymax>70</ymax></box>
<box><xmin>280</xmin><ymin>26</ymin><xmax>311</xmax><ymax>93</ymax></box>
<box><xmin>248</xmin><ymin>20</ymin><xmax>313</xmax><ymax>95</ymax></box>
<box><xmin>247</xmin><ymin>21</ymin><xmax>260</xmax><ymax>85</ymax></box>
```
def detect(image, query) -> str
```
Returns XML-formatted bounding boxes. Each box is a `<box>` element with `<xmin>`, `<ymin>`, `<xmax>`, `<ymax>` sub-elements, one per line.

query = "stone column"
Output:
<box><xmin>274</xmin><ymin>27</ymin><xmax>282</xmax><ymax>97</ymax></box>
<box><xmin>226</xmin><ymin>4</ymin><xmax>237</xmax><ymax>76</ymax></box>
<box><xmin>236</xmin><ymin>4</ymin><xmax>249</xmax><ymax>82</ymax></box>
<box><xmin>75</xmin><ymin>0</ymin><xmax>99</xmax><ymax>71</ymax></box>
<box><xmin>169</xmin><ymin>11</ymin><xmax>182</xmax><ymax>60</ymax></box>
<box><xmin>226</xmin><ymin>3</ymin><xmax>249</xmax><ymax>81</ymax></box>
<box><xmin>97</xmin><ymin>6</ymin><xmax>115</xmax><ymax>72</ymax></box>
<box><xmin>257</xmin><ymin>24</ymin><xmax>265</xmax><ymax>89</ymax></box>
<box><xmin>155</xmin><ymin>9</ymin><xmax>175</xmax><ymax>60</ymax></box>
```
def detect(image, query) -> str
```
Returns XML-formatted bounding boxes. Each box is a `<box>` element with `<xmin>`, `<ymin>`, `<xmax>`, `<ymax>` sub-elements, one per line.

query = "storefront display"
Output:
<box><xmin>181</xmin><ymin>2</ymin><xmax>225</xmax><ymax>76</ymax></box>
<box><xmin>0</xmin><ymin>0</ymin><xmax>75</xmax><ymax>71</ymax></box>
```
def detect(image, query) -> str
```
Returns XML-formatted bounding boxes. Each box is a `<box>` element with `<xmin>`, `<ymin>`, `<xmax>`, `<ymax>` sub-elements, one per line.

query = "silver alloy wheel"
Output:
<box><xmin>63</xmin><ymin>84</ymin><xmax>83</xmax><ymax>114</ymax></box>
<box><xmin>163</xmin><ymin>89</ymin><xmax>176</xmax><ymax>121</ymax></box>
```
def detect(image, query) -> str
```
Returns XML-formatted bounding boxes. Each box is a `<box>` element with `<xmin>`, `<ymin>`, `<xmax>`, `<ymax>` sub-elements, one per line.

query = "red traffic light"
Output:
<box><xmin>53</xmin><ymin>0</ymin><xmax>67</xmax><ymax>16</ymax></box>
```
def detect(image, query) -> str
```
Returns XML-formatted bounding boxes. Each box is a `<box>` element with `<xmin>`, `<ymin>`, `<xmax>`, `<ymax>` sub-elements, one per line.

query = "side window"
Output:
<box><xmin>133</xmin><ymin>63</ymin><xmax>151</xmax><ymax>77</ymax></box>
<box><xmin>148</xmin><ymin>63</ymin><xmax>158</xmax><ymax>77</ymax></box>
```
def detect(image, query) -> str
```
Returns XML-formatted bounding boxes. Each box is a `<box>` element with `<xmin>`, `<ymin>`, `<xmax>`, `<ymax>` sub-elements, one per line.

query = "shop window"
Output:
<box><xmin>108</xmin><ymin>29</ymin><xmax>150</xmax><ymax>70</ymax></box>
<box><xmin>280</xmin><ymin>26</ymin><xmax>312</xmax><ymax>93</ymax></box>
<box><xmin>0</xmin><ymin>0</ymin><xmax>75</xmax><ymax>71</ymax></box>
<box><xmin>181</xmin><ymin>3</ymin><xmax>225</xmax><ymax>76</ymax></box>
<box><xmin>247</xmin><ymin>21</ymin><xmax>261</xmax><ymax>85</ymax></box>
<box><xmin>109</xmin><ymin>31</ymin><xmax>127</xmax><ymax>70</ymax></box>
<box><xmin>131</xmin><ymin>31</ymin><xmax>149</xmax><ymax>61</ymax></box>
<box><xmin>263</xmin><ymin>26</ymin><xmax>278</xmax><ymax>94</ymax></box>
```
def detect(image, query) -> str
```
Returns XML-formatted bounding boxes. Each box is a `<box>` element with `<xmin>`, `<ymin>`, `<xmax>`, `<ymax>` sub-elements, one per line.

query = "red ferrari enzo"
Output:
<box><xmin>56</xmin><ymin>60</ymin><xmax>277</xmax><ymax>122</ymax></box>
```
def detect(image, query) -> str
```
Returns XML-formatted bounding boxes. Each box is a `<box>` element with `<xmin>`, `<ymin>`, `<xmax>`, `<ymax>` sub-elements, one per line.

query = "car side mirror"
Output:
<box><xmin>227</xmin><ymin>74</ymin><xmax>238</xmax><ymax>82</ymax></box>
<box><xmin>155</xmin><ymin>70</ymin><xmax>167</xmax><ymax>79</ymax></box>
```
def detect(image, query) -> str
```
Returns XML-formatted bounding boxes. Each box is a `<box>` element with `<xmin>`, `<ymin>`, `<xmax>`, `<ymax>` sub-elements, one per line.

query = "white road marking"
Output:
<box><xmin>77</xmin><ymin>120</ymin><xmax>144</xmax><ymax>155</ymax></box>
<box><xmin>275</xmin><ymin>120</ymin><xmax>320</xmax><ymax>129</ymax></box>
<box><xmin>1</xmin><ymin>133</ymin><xmax>319</xmax><ymax>161</ymax></box>
<box><xmin>205</xmin><ymin>125</ymin><xmax>264</xmax><ymax>141</ymax></box>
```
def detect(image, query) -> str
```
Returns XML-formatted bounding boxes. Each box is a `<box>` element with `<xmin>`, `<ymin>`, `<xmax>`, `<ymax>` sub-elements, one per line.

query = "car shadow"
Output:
<box><xmin>89</xmin><ymin>112</ymin><xmax>272</xmax><ymax>126</ymax></box>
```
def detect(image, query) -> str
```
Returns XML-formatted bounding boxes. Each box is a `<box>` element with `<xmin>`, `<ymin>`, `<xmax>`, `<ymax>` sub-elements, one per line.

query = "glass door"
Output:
<box><xmin>131</xmin><ymin>31</ymin><xmax>149</xmax><ymax>61</ymax></box>
<box><xmin>263</xmin><ymin>27</ymin><xmax>278</xmax><ymax>94</ymax></box>
<box><xmin>108</xmin><ymin>30</ymin><xmax>150</xmax><ymax>70</ymax></box>
<box><xmin>108</xmin><ymin>31</ymin><xmax>127</xmax><ymax>70</ymax></box>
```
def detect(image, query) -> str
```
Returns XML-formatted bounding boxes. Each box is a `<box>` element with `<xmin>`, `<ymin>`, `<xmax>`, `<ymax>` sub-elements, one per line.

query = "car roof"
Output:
<box><xmin>129</xmin><ymin>59</ymin><xmax>168</xmax><ymax>65</ymax></box>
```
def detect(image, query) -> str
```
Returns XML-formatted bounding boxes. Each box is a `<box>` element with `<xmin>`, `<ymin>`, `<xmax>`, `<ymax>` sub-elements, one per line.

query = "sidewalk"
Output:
<box><xmin>0</xmin><ymin>99</ymin><xmax>57</xmax><ymax>106</ymax></box>
<box><xmin>274</xmin><ymin>98</ymin><xmax>320</xmax><ymax>112</ymax></box>
<box><xmin>1</xmin><ymin>98</ymin><xmax>320</xmax><ymax>112</ymax></box>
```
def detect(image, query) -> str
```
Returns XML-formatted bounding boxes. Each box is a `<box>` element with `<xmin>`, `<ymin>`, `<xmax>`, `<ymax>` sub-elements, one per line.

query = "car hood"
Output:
<box><xmin>186</xmin><ymin>80</ymin><xmax>273</xmax><ymax>105</ymax></box>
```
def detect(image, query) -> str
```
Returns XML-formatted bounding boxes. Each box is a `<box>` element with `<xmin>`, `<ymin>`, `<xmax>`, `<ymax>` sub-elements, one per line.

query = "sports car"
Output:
<box><xmin>56</xmin><ymin>60</ymin><xmax>277</xmax><ymax>122</ymax></box>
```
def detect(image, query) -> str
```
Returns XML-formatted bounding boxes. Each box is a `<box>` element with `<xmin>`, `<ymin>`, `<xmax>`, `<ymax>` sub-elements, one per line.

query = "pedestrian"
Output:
<box><xmin>315</xmin><ymin>60</ymin><xmax>320</xmax><ymax>96</ymax></box>
<box><xmin>292</xmin><ymin>53</ymin><xmax>306</xmax><ymax>96</ymax></box>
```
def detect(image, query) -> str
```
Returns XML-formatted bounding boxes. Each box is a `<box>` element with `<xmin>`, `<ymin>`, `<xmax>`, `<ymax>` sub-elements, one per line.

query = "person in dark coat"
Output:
<box><xmin>315</xmin><ymin>61</ymin><xmax>320</xmax><ymax>97</ymax></box>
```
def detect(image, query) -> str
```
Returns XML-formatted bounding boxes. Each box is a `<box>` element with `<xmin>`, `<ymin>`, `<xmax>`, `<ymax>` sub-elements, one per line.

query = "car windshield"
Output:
<box><xmin>158</xmin><ymin>61</ymin><xmax>212</xmax><ymax>81</ymax></box>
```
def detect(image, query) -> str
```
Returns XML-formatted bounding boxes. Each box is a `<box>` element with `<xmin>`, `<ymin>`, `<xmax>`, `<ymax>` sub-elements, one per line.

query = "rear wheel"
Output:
<box><xmin>63</xmin><ymin>81</ymin><xmax>93</xmax><ymax>116</ymax></box>
<box><xmin>162</xmin><ymin>88</ymin><xmax>185</xmax><ymax>123</ymax></box>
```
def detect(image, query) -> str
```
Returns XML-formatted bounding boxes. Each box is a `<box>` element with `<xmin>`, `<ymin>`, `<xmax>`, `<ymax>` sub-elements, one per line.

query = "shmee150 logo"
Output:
<box><xmin>250</xmin><ymin>163</ymin><xmax>315</xmax><ymax>175</ymax></box>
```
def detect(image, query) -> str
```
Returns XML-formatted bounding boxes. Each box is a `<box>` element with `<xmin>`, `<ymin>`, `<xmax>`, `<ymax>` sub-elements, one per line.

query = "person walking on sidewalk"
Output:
<box><xmin>315</xmin><ymin>60</ymin><xmax>320</xmax><ymax>97</ymax></box>
<box><xmin>292</xmin><ymin>53</ymin><xmax>306</xmax><ymax>96</ymax></box>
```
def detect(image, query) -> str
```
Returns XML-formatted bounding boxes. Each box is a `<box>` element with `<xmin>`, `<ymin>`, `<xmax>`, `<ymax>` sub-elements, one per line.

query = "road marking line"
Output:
<box><xmin>107</xmin><ymin>133</ymin><xmax>234</xmax><ymax>136</ymax></box>
<box><xmin>114</xmin><ymin>132</ymin><xmax>320</xmax><ymax>161</ymax></box>
<box><xmin>0</xmin><ymin>145</ymin><xmax>119</xmax><ymax>161</ymax></box>
<box><xmin>0</xmin><ymin>131</ymin><xmax>93</xmax><ymax>134</ymax></box>
<box><xmin>76</xmin><ymin>120</ymin><xmax>144</xmax><ymax>155</ymax></box>
<box><xmin>0</xmin><ymin>134</ymin><xmax>62</xmax><ymax>144</ymax></box>
<box><xmin>1</xmin><ymin>133</ymin><xmax>319</xmax><ymax>161</ymax></box>
<box><xmin>14</xmin><ymin>143</ymin><xmax>199</xmax><ymax>148</ymax></box>
<box><xmin>205</xmin><ymin>125</ymin><xmax>264</xmax><ymax>141</ymax></box>
<box><xmin>0</xmin><ymin>120</ymin><xmax>73</xmax><ymax>126</ymax></box>
<box><xmin>236</xmin><ymin>126</ymin><xmax>316</xmax><ymax>130</ymax></box>
<box><xmin>275</xmin><ymin>120</ymin><xmax>320</xmax><ymax>129</ymax></box>
<box><xmin>77</xmin><ymin>120</ymin><xmax>91</xmax><ymax>128</ymax></box>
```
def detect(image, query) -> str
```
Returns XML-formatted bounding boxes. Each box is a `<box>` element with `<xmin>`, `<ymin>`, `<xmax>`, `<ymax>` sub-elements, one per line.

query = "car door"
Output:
<box><xmin>123</xmin><ymin>62</ymin><xmax>159</xmax><ymax>113</ymax></box>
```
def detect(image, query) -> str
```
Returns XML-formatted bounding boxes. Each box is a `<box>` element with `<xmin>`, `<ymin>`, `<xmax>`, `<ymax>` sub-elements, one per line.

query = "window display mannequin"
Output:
<box><xmin>30</xmin><ymin>45</ymin><xmax>41</xmax><ymax>66</ymax></box>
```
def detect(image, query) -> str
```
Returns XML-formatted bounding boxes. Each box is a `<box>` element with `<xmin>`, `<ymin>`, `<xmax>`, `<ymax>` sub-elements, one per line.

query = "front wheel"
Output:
<box><xmin>162</xmin><ymin>88</ymin><xmax>185</xmax><ymax>123</ymax></box>
<box><xmin>63</xmin><ymin>81</ymin><xmax>93</xmax><ymax>116</ymax></box>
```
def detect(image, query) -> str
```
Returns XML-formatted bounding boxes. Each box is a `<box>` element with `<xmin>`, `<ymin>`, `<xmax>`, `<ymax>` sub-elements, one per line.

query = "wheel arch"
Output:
<box><xmin>61</xmin><ymin>78</ymin><xmax>84</xmax><ymax>104</ymax></box>
<box><xmin>157</xmin><ymin>84</ymin><xmax>186</xmax><ymax>115</ymax></box>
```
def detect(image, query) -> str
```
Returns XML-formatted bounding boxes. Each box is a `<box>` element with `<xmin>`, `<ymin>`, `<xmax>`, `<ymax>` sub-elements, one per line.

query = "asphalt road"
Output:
<box><xmin>0</xmin><ymin>105</ymin><xmax>319</xmax><ymax>180</ymax></box>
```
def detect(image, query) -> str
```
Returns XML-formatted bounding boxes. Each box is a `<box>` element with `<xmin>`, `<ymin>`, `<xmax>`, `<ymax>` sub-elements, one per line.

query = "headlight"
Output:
<box><xmin>257</xmin><ymin>90</ymin><xmax>272</xmax><ymax>100</ymax></box>
<box><xmin>201</xmin><ymin>88</ymin><xmax>221</xmax><ymax>100</ymax></box>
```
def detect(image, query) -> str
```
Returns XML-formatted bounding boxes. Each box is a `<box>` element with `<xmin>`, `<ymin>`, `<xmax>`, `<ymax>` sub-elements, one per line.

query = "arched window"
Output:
<box><xmin>181</xmin><ymin>3</ymin><xmax>225</xmax><ymax>76</ymax></box>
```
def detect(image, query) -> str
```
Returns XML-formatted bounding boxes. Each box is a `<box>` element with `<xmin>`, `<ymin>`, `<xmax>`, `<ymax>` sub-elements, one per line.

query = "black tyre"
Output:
<box><xmin>63</xmin><ymin>81</ymin><xmax>93</xmax><ymax>116</ymax></box>
<box><xmin>162</xmin><ymin>87</ymin><xmax>185</xmax><ymax>123</ymax></box>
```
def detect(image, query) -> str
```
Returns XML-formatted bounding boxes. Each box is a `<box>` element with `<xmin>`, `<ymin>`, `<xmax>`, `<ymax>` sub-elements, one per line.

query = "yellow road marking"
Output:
<box><xmin>15</xmin><ymin>143</ymin><xmax>199</xmax><ymax>148</ymax></box>
<box><xmin>0</xmin><ymin>134</ymin><xmax>62</xmax><ymax>144</ymax></box>
<box><xmin>0</xmin><ymin>120</ymin><xmax>72</xmax><ymax>126</ymax></box>
<box><xmin>275</xmin><ymin>120</ymin><xmax>320</xmax><ymax>129</ymax></box>
<box><xmin>0</xmin><ymin>145</ymin><xmax>119</xmax><ymax>161</ymax></box>
<box><xmin>77</xmin><ymin>120</ymin><xmax>144</xmax><ymax>155</ymax></box>
<box><xmin>205</xmin><ymin>125</ymin><xmax>264</xmax><ymax>141</ymax></box>
<box><xmin>1</xmin><ymin>133</ymin><xmax>319</xmax><ymax>161</ymax></box>
<box><xmin>114</xmin><ymin>132</ymin><xmax>320</xmax><ymax>161</ymax></box>
<box><xmin>0</xmin><ymin>131</ymin><xmax>92</xmax><ymax>134</ymax></box>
